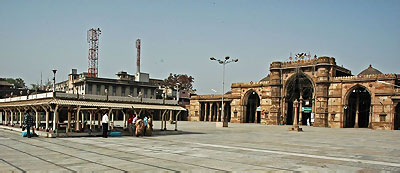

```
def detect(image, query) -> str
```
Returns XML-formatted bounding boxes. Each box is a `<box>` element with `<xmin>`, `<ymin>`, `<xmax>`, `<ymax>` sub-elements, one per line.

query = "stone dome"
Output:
<box><xmin>358</xmin><ymin>65</ymin><xmax>383</xmax><ymax>76</ymax></box>
<box><xmin>259</xmin><ymin>74</ymin><xmax>270</xmax><ymax>82</ymax></box>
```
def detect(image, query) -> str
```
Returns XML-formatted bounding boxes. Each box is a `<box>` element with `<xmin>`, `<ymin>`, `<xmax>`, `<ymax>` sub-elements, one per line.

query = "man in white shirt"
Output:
<box><xmin>102</xmin><ymin>113</ymin><xmax>109</xmax><ymax>138</ymax></box>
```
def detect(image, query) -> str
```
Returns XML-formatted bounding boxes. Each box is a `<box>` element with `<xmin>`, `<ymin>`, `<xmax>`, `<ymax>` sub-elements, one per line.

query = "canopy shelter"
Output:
<box><xmin>0</xmin><ymin>92</ymin><xmax>186</xmax><ymax>136</ymax></box>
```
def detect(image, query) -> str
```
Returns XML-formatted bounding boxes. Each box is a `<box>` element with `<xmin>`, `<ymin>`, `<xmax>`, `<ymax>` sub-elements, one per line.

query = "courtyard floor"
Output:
<box><xmin>0</xmin><ymin>121</ymin><xmax>400</xmax><ymax>172</ymax></box>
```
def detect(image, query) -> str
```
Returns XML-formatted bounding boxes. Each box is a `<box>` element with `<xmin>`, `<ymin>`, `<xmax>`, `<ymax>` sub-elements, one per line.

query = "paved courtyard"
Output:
<box><xmin>0</xmin><ymin>121</ymin><xmax>400</xmax><ymax>172</ymax></box>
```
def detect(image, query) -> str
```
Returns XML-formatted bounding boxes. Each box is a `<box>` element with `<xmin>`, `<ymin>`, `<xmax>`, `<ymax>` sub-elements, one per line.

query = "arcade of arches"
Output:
<box><xmin>189</xmin><ymin>56</ymin><xmax>400</xmax><ymax>130</ymax></box>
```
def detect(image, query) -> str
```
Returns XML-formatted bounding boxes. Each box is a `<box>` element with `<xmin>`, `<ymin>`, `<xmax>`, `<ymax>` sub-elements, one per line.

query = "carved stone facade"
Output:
<box><xmin>189</xmin><ymin>56</ymin><xmax>400</xmax><ymax>130</ymax></box>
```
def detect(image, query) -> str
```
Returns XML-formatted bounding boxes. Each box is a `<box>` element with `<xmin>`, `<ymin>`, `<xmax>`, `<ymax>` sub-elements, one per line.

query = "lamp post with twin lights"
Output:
<box><xmin>210</xmin><ymin>56</ymin><xmax>238</xmax><ymax>127</ymax></box>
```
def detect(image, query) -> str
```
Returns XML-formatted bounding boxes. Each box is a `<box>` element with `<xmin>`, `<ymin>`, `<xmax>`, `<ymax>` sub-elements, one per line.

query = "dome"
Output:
<box><xmin>358</xmin><ymin>65</ymin><xmax>382</xmax><ymax>76</ymax></box>
<box><xmin>260</xmin><ymin>74</ymin><xmax>270</xmax><ymax>82</ymax></box>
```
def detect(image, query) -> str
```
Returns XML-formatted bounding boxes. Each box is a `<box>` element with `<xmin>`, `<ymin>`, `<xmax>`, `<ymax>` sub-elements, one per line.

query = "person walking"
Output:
<box><xmin>127</xmin><ymin>115</ymin><xmax>134</xmax><ymax>136</ymax></box>
<box><xmin>102</xmin><ymin>113</ymin><xmax>109</xmax><ymax>138</ymax></box>
<box><xmin>24</xmin><ymin>111</ymin><xmax>34</xmax><ymax>138</ymax></box>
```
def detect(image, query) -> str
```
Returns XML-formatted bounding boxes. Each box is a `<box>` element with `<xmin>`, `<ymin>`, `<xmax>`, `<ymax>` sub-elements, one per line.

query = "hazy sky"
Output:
<box><xmin>1</xmin><ymin>0</ymin><xmax>399</xmax><ymax>94</ymax></box>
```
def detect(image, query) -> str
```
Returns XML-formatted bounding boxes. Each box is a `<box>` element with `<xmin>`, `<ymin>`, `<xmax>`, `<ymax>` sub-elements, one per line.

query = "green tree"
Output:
<box><xmin>6</xmin><ymin>78</ymin><xmax>25</xmax><ymax>88</ymax></box>
<box><xmin>30</xmin><ymin>83</ymin><xmax>40</xmax><ymax>90</ymax></box>
<box><xmin>163</xmin><ymin>73</ymin><xmax>195</xmax><ymax>92</ymax></box>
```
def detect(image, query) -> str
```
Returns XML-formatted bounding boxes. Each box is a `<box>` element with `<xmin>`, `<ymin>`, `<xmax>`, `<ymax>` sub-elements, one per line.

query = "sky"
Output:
<box><xmin>0</xmin><ymin>0</ymin><xmax>399</xmax><ymax>94</ymax></box>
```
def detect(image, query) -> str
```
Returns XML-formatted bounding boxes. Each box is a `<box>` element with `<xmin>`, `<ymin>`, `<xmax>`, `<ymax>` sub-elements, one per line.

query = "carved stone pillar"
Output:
<box><xmin>354</xmin><ymin>93</ymin><xmax>360</xmax><ymax>128</ymax></box>
<box><xmin>289</xmin><ymin>99</ymin><xmax>302</xmax><ymax>131</ymax></box>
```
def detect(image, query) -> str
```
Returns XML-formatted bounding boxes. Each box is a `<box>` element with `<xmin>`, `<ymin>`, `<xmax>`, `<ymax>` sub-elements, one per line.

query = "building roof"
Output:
<box><xmin>358</xmin><ymin>64</ymin><xmax>383</xmax><ymax>76</ymax></box>
<box><xmin>0</xmin><ymin>80</ymin><xmax>13</xmax><ymax>87</ymax></box>
<box><xmin>259</xmin><ymin>74</ymin><xmax>270</xmax><ymax>82</ymax></box>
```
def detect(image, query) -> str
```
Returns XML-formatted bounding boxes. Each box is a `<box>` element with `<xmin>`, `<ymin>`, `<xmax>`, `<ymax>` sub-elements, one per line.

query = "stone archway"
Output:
<box><xmin>243</xmin><ymin>90</ymin><xmax>261</xmax><ymax>123</ymax></box>
<box><xmin>394</xmin><ymin>103</ymin><xmax>400</xmax><ymax>130</ymax></box>
<box><xmin>344</xmin><ymin>85</ymin><xmax>371</xmax><ymax>128</ymax></box>
<box><xmin>284</xmin><ymin>72</ymin><xmax>314</xmax><ymax>125</ymax></box>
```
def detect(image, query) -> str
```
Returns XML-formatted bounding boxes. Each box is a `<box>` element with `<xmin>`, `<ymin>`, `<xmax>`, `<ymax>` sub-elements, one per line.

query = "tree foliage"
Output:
<box><xmin>6</xmin><ymin>78</ymin><xmax>25</xmax><ymax>88</ymax></box>
<box><xmin>30</xmin><ymin>83</ymin><xmax>40</xmax><ymax>90</ymax></box>
<box><xmin>163</xmin><ymin>73</ymin><xmax>195</xmax><ymax>92</ymax></box>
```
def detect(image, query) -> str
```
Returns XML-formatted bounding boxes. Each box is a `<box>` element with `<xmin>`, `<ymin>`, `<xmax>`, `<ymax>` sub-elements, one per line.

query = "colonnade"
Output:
<box><xmin>199</xmin><ymin>102</ymin><xmax>230</xmax><ymax>122</ymax></box>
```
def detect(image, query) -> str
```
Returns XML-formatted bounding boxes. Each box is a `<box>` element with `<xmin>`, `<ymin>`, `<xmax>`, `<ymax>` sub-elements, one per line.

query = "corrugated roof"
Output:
<box><xmin>0</xmin><ymin>99</ymin><xmax>186</xmax><ymax>111</ymax></box>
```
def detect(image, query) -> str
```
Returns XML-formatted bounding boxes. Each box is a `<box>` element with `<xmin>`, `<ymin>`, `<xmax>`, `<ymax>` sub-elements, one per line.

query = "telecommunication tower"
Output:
<box><xmin>136</xmin><ymin>39</ymin><xmax>141</xmax><ymax>73</ymax></box>
<box><xmin>87</xmin><ymin>28</ymin><xmax>101</xmax><ymax>78</ymax></box>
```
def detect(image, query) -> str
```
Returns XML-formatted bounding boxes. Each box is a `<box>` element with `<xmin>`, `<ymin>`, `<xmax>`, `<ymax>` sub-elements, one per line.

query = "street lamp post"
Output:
<box><xmin>210</xmin><ymin>56</ymin><xmax>238</xmax><ymax>127</ymax></box>
<box><xmin>52</xmin><ymin>69</ymin><xmax>57</xmax><ymax>98</ymax></box>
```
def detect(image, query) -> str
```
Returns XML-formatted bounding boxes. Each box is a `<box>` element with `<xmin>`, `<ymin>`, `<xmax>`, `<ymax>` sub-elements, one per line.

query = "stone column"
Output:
<box><xmin>45</xmin><ymin>109</ymin><xmax>49</xmax><ymax>131</ymax></box>
<box><xmin>169</xmin><ymin>109</ymin><xmax>173</xmax><ymax>122</ymax></box>
<box><xmin>76</xmin><ymin>109</ymin><xmax>80</xmax><ymax>131</ymax></box>
<box><xmin>222</xmin><ymin>102</ymin><xmax>226</xmax><ymax>122</ymax></box>
<box><xmin>209</xmin><ymin>103</ymin><xmax>213</xmax><ymax>122</ymax></box>
<box><xmin>281</xmin><ymin>98</ymin><xmax>286</xmax><ymax>125</ymax></box>
<box><xmin>111</xmin><ymin>111</ymin><xmax>115</xmax><ymax>129</ymax></box>
<box><xmin>354</xmin><ymin>93</ymin><xmax>359</xmax><ymax>128</ymax></box>
<box><xmin>19</xmin><ymin>110</ymin><xmax>23</xmax><ymax>127</ymax></box>
<box><xmin>89</xmin><ymin>111</ymin><xmax>93</xmax><ymax>130</ymax></box>
<box><xmin>81</xmin><ymin>111</ymin><xmax>85</xmax><ymax>130</ymax></box>
<box><xmin>293</xmin><ymin>100</ymin><xmax>299</xmax><ymax>126</ymax></box>
<box><xmin>219</xmin><ymin>102</ymin><xmax>223</xmax><ymax>122</ymax></box>
<box><xmin>67</xmin><ymin>110</ymin><xmax>71</xmax><ymax>132</ymax></box>
<box><xmin>254</xmin><ymin>104</ymin><xmax>258</xmax><ymax>123</ymax></box>
<box><xmin>299</xmin><ymin>96</ymin><xmax>303</xmax><ymax>125</ymax></box>
<box><xmin>52</xmin><ymin>106</ymin><xmax>59</xmax><ymax>131</ymax></box>
<box><xmin>289</xmin><ymin>99</ymin><xmax>302</xmax><ymax>131</ymax></box>
<box><xmin>10</xmin><ymin>110</ymin><xmax>14</xmax><ymax>126</ymax></box>
<box><xmin>98</xmin><ymin>112</ymin><xmax>101</xmax><ymax>128</ymax></box>
<box><xmin>35</xmin><ymin>110</ymin><xmax>39</xmax><ymax>129</ymax></box>
<box><xmin>122</xmin><ymin>110</ymin><xmax>126</xmax><ymax>129</ymax></box>
<box><xmin>0</xmin><ymin>111</ymin><xmax>3</xmax><ymax>124</ymax></box>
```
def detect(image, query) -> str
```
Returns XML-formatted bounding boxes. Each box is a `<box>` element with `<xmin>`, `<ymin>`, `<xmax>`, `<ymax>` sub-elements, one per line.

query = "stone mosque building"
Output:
<box><xmin>189</xmin><ymin>56</ymin><xmax>400</xmax><ymax>130</ymax></box>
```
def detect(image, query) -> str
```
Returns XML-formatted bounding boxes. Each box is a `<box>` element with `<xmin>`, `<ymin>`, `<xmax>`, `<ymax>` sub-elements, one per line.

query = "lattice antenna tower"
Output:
<box><xmin>87</xmin><ymin>28</ymin><xmax>101</xmax><ymax>78</ymax></box>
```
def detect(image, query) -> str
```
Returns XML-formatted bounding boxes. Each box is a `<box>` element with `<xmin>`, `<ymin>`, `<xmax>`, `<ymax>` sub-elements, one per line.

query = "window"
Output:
<box><xmin>144</xmin><ymin>88</ymin><xmax>148</xmax><ymax>98</ymax></box>
<box><xmin>96</xmin><ymin>85</ymin><xmax>100</xmax><ymax>95</ymax></box>
<box><xmin>151</xmin><ymin>88</ymin><xmax>155</xmax><ymax>96</ymax></box>
<box><xmin>121</xmin><ymin>86</ymin><xmax>126</xmax><ymax>96</ymax></box>
<box><xmin>88</xmin><ymin>84</ymin><xmax>92</xmax><ymax>94</ymax></box>
<box><xmin>104</xmin><ymin>85</ymin><xmax>109</xmax><ymax>95</ymax></box>
<box><xmin>112</xmin><ymin>85</ymin><xmax>116</xmax><ymax>96</ymax></box>
<box><xmin>130</xmin><ymin>86</ymin><xmax>134</xmax><ymax>96</ymax></box>
<box><xmin>380</xmin><ymin>114</ymin><xmax>386</xmax><ymax>122</ymax></box>
<box><xmin>137</xmin><ymin>87</ymin><xmax>141</xmax><ymax>96</ymax></box>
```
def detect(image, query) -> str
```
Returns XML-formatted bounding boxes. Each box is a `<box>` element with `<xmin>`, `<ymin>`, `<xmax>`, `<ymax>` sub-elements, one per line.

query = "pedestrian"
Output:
<box><xmin>24</xmin><ymin>111</ymin><xmax>34</xmax><ymax>138</ymax></box>
<box><xmin>102</xmin><ymin>112</ymin><xmax>109</xmax><ymax>138</ymax></box>
<box><xmin>143</xmin><ymin>115</ymin><xmax>148</xmax><ymax>136</ymax></box>
<box><xmin>128</xmin><ymin>115</ymin><xmax>134</xmax><ymax>136</ymax></box>
<box><xmin>132</xmin><ymin>114</ymin><xmax>137</xmax><ymax>135</ymax></box>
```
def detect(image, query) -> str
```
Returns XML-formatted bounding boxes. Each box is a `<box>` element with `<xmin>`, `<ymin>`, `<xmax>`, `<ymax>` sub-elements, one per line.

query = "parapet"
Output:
<box><xmin>231</xmin><ymin>81</ymin><xmax>270</xmax><ymax>88</ymax></box>
<box><xmin>332</xmin><ymin>73</ymin><xmax>397</xmax><ymax>82</ymax></box>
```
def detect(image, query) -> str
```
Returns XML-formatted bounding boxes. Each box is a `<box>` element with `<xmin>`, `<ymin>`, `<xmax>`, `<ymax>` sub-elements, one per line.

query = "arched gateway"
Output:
<box><xmin>243</xmin><ymin>90</ymin><xmax>260</xmax><ymax>123</ymax></box>
<box><xmin>344</xmin><ymin>85</ymin><xmax>371</xmax><ymax>128</ymax></box>
<box><xmin>284</xmin><ymin>72</ymin><xmax>314</xmax><ymax>125</ymax></box>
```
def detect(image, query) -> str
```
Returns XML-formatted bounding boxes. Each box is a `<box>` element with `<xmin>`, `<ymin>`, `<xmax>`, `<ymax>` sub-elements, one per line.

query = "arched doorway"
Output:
<box><xmin>285</xmin><ymin>72</ymin><xmax>314</xmax><ymax>125</ymax></box>
<box><xmin>394</xmin><ymin>103</ymin><xmax>400</xmax><ymax>130</ymax></box>
<box><xmin>344</xmin><ymin>86</ymin><xmax>371</xmax><ymax>128</ymax></box>
<box><xmin>244</xmin><ymin>91</ymin><xmax>260</xmax><ymax>123</ymax></box>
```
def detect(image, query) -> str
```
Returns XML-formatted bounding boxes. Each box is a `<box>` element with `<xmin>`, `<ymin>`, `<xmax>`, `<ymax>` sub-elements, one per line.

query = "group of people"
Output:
<box><xmin>128</xmin><ymin>114</ymin><xmax>153</xmax><ymax>137</ymax></box>
<box><xmin>100</xmin><ymin>113</ymin><xmax>153</xmax><ymax>138</ymax></box>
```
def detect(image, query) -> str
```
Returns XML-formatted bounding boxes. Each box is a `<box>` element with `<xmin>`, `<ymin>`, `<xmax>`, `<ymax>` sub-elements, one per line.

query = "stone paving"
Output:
<box><xmin>0</xmin><ymin>121</ymin><xmax>400</xmax><ymax>172</ymax></box>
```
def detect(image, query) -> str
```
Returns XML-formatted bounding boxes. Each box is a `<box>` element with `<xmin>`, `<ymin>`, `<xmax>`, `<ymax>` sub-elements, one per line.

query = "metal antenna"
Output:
<box><xmin>87</xmin><ymin>28</ymin><xmax>101</xmax><ymax>78</ymax></box>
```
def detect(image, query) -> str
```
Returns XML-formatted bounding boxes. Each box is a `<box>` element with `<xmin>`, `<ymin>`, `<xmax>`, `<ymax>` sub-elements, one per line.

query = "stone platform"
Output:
<box><xmin>0</xmin><ymin>121</ymin><xmax>399</xmax><ymax>172</ymax></box>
